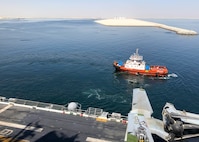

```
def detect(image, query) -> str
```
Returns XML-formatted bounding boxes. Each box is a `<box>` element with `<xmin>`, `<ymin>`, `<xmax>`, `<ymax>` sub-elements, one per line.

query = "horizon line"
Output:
<box><xmin>1</xmin><ymin>17</ymin><xmax>199</xmax><ymax>20</ymax></box>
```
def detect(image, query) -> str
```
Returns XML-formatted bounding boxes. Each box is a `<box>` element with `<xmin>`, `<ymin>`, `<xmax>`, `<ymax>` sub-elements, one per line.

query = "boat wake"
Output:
<box><xmin>168</xmin><ymin>73</ymin><xmax>178</xmax><ymax>78</ymax></box>
<box><xmin>83</xmin><ymin>89</ymin><xmax>103</xmax><ymax>100</ymax></box>
<box><xmin>82</xmin><ymin>88</ymin><xmax>128</xmax><ymax>103</ymax></box>
<box><xmin>149</xmin><ymin>73</ymin><xmax>178</xmax><ymax>80</ymax></box>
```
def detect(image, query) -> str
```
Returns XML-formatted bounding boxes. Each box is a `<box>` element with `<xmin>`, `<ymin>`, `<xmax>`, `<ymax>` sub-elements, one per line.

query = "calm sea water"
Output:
<box><xmin>0</xmin><ymin>19</ymin><xmax>199</xmax><ymax>118</ymax></box>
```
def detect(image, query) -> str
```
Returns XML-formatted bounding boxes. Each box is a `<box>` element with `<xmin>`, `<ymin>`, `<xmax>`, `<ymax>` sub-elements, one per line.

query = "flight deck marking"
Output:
<box><xmin>0</xmin><ymin>135</ymin><xmax>29</xmax><ymax>142</ymax></box>
<box><xmin>0</xmin><ymin>104</ymin><xmax>13</xmax><ymax>113</ymax></box>
<box><xmin>86</xmin><ymin>137</ymin><xmax>112</xmax><ymax>142</ymax></box>
<box><xmin>0</xmin><ymin>121</ymin><xmax>43</xmax><ymax>132</ymax></box>
<box><xmin>0</xmin><ymin>129</ymin><xmax>13</xmax><ymax>136</ymax></box>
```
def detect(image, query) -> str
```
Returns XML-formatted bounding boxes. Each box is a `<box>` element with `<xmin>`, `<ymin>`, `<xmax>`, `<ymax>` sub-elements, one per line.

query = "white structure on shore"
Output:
<box><xmin>95</xmin><ymin>18</ymin><xmax>197</xmax><ymax>35</ymax></box>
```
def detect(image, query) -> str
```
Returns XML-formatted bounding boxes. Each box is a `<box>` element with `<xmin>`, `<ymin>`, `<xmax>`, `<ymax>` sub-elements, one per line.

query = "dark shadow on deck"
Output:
<box><xmin>10</xmin><ymin>121</ymin><xmax>80</xmax><ymax>142</ymax></box>
<box><xmin>35</xmin><ymin>131</ymin><xmax>80</xmax><ymax>142</ymax></box>
<box><xmin>10</xmin><ymin>121</ymin><xmax>42</xmax><ymax>142</ymax></box>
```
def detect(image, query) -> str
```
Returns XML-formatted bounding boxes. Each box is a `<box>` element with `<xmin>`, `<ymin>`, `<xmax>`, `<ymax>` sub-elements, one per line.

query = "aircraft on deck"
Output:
<box><xmin>125</xmin><ymin>88</ymin><xmax>199</xmax><ymax>142</ymax></box>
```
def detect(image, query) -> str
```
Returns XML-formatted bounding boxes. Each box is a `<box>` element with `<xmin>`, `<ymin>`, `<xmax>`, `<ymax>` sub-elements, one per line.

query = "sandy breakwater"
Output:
<box><xmin>95</xmin><ymin>18</ymin><xmax>197</xmax><ymax>35</ymax></box>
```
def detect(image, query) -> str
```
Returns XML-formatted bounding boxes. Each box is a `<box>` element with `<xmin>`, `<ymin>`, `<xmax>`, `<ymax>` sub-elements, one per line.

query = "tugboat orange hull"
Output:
<box><xmin>113</xmin><ymin>61</ymin><xmax>168</xmax><ymax>77</ymax></box>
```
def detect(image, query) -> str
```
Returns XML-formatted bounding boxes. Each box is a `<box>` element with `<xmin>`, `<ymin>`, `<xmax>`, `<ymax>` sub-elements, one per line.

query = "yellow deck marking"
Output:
<box><xmin>0</xmin><ymin>135</ymin><xmax>29</xmax><ymax>142</ymax></box>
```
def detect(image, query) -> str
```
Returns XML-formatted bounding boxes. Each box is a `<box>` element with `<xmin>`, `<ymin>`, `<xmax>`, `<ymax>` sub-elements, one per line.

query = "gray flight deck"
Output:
<box><xmin>0</xmin><ymin>101</ymin><xmax>127</xmax><ymax>142</ymax></box>
<box><xmin>1</xmin><ymin>95</ymin><xmax>199</xmax><ymax>142</ymax></box>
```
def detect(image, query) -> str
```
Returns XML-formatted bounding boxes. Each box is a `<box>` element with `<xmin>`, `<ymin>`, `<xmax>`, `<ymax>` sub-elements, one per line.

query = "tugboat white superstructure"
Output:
<box><xmin>113</xmin><ymin>49</ymin><xmax>168</xmax><ymax>77</ymax></box>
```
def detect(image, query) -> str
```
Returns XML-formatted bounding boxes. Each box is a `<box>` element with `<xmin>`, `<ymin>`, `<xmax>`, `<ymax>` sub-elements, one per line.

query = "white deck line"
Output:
<box><xmin>0</xmin><ymin>121</ymin><xmax>43</xmax><ymax>132</ymax></box>
<box><xmin>86</xmin><ymin>137</ymin><xmax>112</xmax><ymax>142</ymax></box>
<box><xmin>0</xmin><ymin>104</ymin><xmax>13</xmax><ymax>113</ymax></box>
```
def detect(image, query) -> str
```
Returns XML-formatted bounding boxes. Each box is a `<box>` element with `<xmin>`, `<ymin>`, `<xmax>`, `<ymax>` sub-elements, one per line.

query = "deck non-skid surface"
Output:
<box><xmin>0</xmin><ymin>104</ymin><xmax>126</xmax><ymax>142</ymax></box>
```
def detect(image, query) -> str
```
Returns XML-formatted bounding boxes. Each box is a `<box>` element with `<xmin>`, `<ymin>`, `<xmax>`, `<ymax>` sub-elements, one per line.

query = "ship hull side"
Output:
<box><xmin>113</xmin><ymin>61</ymin><xmax>168</xmax><ymax>77</ymax></box>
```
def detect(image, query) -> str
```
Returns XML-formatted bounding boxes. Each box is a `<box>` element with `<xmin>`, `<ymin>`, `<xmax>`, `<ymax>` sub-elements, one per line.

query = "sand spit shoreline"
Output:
<box><xmin>95</xmin><ymin>18</ymin><xmax>197</xmax><ymax>35</ymax></box>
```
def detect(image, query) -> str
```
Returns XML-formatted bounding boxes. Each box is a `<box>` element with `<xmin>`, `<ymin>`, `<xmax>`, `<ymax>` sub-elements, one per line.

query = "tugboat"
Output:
<box><xmin>113</xmin><ymin>49</ymin><xmax>168</xmax><ymax>77</ymax></box>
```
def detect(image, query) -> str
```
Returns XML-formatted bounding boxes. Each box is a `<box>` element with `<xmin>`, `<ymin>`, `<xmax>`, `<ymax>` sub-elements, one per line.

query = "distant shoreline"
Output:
<box><xmin>95</xmin><ymin>18</ymin><xmax>197</xmax><ymax>35</ymax></box>
<box><xmin>0</xmin><ymin>17</ymin><xmax>197</xmax><ymax>35</ymax></box>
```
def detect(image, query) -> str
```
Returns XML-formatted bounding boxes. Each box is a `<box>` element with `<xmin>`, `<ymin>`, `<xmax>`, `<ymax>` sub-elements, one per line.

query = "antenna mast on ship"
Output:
<box><xmin>136</xmin><ymin>48</ymin><xmax>139</xmax><ymax>55</ymax></box>
<box><xmin>130</xmin><ymin>48</ymin><xmax>143</xmax><ymax>61</ymax></box>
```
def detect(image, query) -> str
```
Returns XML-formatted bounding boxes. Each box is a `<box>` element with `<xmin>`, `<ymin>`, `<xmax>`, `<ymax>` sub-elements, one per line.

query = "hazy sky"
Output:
<box><xmin>0</xmin><ymin>0</ymin><xmax>198</xmax><ymax>19</ymax></box>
